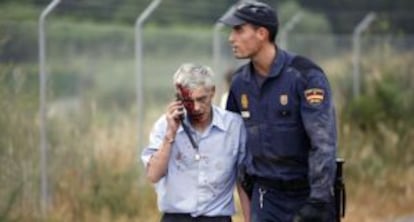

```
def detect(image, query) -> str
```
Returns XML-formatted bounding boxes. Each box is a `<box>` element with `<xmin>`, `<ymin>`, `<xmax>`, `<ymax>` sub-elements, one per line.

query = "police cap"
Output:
<box><xmin>219</xmin><ymin>1</ymin><xmax>278</xmax><ymax>29</ymax></box>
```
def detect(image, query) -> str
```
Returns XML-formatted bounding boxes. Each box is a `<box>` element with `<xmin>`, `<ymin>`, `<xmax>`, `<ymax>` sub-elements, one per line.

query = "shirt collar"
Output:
<box><xmin>210</xmin><ymin>105</ymin><xmax>227</xmax><ymax>131</ymax></box>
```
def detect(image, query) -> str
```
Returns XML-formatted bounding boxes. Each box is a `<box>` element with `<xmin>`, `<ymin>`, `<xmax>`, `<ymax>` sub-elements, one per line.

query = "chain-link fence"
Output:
<box><xmin>1</xmin><ymin>12</ymin><xmax>414</xmax><ymax>220</ymax></box>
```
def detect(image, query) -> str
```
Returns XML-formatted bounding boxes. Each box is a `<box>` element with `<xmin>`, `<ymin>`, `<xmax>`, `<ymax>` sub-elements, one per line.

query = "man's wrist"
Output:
<box><xmin>164</xmin><ymin>133</ymin><xmax>175</xmax><ymax>144</ymax></box>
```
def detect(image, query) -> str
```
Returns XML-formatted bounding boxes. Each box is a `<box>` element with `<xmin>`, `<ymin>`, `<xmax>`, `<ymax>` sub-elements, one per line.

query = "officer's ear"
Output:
<box><xmin>256</xmin><ymin>26</ymin><xmax>269</xmax><ymax>41</ymax></box>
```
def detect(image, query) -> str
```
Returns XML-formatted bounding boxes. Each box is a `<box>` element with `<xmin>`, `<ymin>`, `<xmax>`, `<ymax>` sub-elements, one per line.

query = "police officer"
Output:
<box><xmin>219</xmin><ymin>1</ymin><xmax>337</xmax><ymax>222</ymax></box>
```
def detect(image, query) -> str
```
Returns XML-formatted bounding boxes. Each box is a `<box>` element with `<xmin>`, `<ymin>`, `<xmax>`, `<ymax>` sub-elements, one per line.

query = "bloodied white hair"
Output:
<box><xmin>173</xmin><ymin>63</ymin><xmax>215</xmax><ymax>90</ymax></box>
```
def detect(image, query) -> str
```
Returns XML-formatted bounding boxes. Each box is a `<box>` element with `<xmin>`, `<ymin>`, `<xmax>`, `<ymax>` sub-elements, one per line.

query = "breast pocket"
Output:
<box><xmin>269</xmin><ymin>93</ymin><xmax>298</xmax><ymax>123</ymax></box>
<box><xmin>265</xmin><ymin>97</ymin><xmax>306</xmax><ymax>157</ymax></box>
<box><xmin>244</xmin><ymin>119</ymin><xmax>263</xmax><ymax>157</ymax></box>
<box><xmin>267</xmin><ymin>122</ymin><xmax>306</xmax><ymax>157</ymax></box>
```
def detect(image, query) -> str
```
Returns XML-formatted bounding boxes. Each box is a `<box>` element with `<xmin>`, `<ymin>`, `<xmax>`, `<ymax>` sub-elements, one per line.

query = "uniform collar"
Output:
<box><xmin>268</xmin><ymin>46</ymin><xmax>286</xmax><ymax>78</ymax></box>
<box><xmin>240</xmin><ymin>45</ymin><xmax>287</xmax><ymax>82</ymax></box>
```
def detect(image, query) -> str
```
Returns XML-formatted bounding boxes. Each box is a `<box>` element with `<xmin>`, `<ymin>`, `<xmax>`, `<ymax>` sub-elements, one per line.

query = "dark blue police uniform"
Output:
<box><xmin>226</xmin><ymin>47</ymin><xmax>337</xmax><ymax>222</ymax></box>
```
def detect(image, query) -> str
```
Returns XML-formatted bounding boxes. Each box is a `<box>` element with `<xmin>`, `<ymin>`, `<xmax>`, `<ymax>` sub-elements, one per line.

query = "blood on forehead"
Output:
<box><xmin>176</xmin><ymin>84</ymin><xmax>194</xmax><ymax>113</ymax></box>
<box><xmin>176</xmin><ymin>84</ymin><xmax>191</xmax><ymax>98</ymax></box>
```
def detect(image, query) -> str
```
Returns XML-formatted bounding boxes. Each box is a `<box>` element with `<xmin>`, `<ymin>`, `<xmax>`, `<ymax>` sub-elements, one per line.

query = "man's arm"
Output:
<box><xmin>143</xmin><ymin>101</ymin><xmax>183</xmax><ymax>183</ymax></box>
<box><xmin>145</xmin><ymin>130</ymin><xmax>175</xmax><ymax>183</ymax></box>
<box><xmin>235</xmin><ymin>117</ymin><xmax>250</xmax><ymax>222</ymax></box>
<box><xmin>293</xmin><ymin>68</ymin><xmax>337</xmax><ymax>222</ymax></box>
<box><xmin>237</xmin><ymin>182</ymin><xmax>251</xmax><ymax>222</ymax></box>
<box><xmin>300</xmin><ymin>69</ymin><xmax>337</xmax><ymax>202</ymax></box>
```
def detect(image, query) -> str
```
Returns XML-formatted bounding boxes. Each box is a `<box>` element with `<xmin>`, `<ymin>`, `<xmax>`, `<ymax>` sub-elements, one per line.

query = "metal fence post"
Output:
<box><xmin>38</xmin><ymin>0</ymin><xmax>61</xmax><ymax>216</ymax></box>
<box><xmin>352</xmin><ymin>12</ymin><xmax>376</xmax><ymax>98</ymax></box>
<box><xmin>278</xmin><ymin>12</ymin><xmax>304</xmax><ymax>49</ymax></box>
<box><xmin>136</xmin><ymin>0</ymin><xmax>162</xmax><ymax>174</ymax></box>
<box><xmin>213</xmin><ymin>0</ymin><xmax>251</xmax><ymax>105</ymax></box>
<box><xmin>213</xmin><ymin>22</ymin><xmax>225</xmax><ymax>77</ymax></box>
<box><xmin>213</xmin><ymin>0</ymin><xmax>252</xmax><ymax>74</ymax></box>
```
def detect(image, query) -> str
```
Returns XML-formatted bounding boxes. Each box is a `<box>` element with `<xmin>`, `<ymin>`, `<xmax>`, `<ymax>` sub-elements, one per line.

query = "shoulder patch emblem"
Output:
<box><xmin>304</xmin><ymin>88</ymin><xmax>324</xmax><ymax>105</ymax></box>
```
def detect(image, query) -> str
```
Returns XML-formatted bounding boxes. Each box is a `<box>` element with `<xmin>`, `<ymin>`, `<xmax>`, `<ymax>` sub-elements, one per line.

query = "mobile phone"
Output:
<box><xmin>175</xmin><ymin>93</ymin><xmax>197</xmax><ymax>149</ymax></box>
<box><xmin>175</xmin><ymin>93</ymin><xmax>185</xmax><ymax>120</ymax></box>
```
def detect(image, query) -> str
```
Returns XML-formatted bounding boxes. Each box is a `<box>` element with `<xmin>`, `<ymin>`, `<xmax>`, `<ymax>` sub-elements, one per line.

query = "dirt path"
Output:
<box><xmin>393</xmin><ymin>215</ymin><xmax>414</xmax><ymax>222</ymax></box>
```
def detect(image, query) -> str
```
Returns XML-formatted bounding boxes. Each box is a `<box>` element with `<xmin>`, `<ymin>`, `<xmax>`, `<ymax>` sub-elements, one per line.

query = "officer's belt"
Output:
<box><xmin>254</xmin><ymin>155</ymin><xmax>303</xmax><ymax>167</ymax></box>
<box><xmin>254</xmin><ymin>176</ymin><xmax>309</xmax><ymax>191</ymax></box>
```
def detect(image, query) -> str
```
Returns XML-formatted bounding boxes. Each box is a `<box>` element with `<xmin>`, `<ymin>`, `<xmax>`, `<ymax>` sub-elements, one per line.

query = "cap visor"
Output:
<box><xmin>219</xmin><ymin>13</ymin><xmax>245</xmax><ymax>26</ymax></box>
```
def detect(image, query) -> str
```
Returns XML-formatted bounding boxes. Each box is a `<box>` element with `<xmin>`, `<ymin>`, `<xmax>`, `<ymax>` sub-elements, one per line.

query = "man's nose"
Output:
<box><xmin>228</xmin><ymin>30</ymin><xmax>235</xmax><ymax>43</ymax></box>
<box><xmin>193</xmin><ymin>101</ymin><xmax>202</xmax><ymax>111</ymax></box>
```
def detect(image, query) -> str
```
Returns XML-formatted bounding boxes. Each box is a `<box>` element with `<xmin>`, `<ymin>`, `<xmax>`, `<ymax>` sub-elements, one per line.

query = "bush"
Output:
<box><xmin>0</xmin><ymin>64</ymin><xmax>39</xmax><ymax>221</ymax></box>
<box><xmin>340</xmin><ymin>50</ymin><xmax>414</xmax><ymax>176</ymax></box>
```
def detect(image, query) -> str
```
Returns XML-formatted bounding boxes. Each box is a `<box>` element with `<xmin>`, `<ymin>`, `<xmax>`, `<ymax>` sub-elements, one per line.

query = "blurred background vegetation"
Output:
<box><xmin>1</xmin><ymin>0</ymin><xmax>414</xmax><ymax>221</ymax></box>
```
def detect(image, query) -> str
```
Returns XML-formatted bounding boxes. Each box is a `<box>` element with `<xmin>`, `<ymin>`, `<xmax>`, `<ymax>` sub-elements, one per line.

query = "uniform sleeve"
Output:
<box><xmin>237</xmin><ymin>119</ymin><xmax>247</xmax><ymax>170</ymax></box>
<box><xmin>226</xmin><ymin>87</ymin><xmax>240</xmax><ymax>113</ymax></box>
<box><xmin>140</xmin><ymin>115</ymin><xmax>167</xmax><ymax>168</ymax></box>
<box><xmin>299</xmin><ymin>69</ymin><xmax>337</xmax><ymax>202</ymax></box>
<box><xmin>235</xmin><ymin>114</ymin><xmax>254</xmax><ymax>197</ymax></box>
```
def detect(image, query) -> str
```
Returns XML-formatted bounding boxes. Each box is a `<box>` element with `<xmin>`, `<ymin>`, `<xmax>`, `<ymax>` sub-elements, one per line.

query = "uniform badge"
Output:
<box><xmin>240</xmin><ymin>94</ymin><xmax>250</xmax><ymax>118</ymax></box>
<box><xmin>280</xmin><ymin>94</ymin><xmax>288</xmax><ymax>106</ymax></box>
<box><xmin>241</xmin><ymin>111</ymin><xmax>250</xmax><ymax>118</ymax></box>
<box><xmin>241</xmin><ymin>94</ymin><xmax>249</xmax><ymax>110</ymax></box>
<box><xmin>304</xmin><ymin>88</ymin><xmax>325</xmax><ymax>105</ymax></box>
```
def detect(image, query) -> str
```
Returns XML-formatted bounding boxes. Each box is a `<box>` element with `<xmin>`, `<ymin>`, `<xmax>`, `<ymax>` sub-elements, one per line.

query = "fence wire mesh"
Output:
<box><xmin>1</xmin><ymin>14</ymin><xmax>413</xmax><ymax>220</ymax></box>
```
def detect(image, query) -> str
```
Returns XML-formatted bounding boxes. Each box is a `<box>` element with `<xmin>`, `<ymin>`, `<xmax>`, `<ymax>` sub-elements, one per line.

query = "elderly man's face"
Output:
<box><xmin>178</xmin><ymin>86</ymin><xmax>215</xmax><ymax>124</ymax></box>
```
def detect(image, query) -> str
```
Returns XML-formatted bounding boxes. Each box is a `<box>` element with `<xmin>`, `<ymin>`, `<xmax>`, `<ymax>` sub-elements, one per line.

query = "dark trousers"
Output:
<box><xmin>161</xmin><ymin>213</ymin><xmax>232</xmax><ymax>222</ymax></box>
<box><xmin>250</xmin><ymin>183</ymin><xmax>335</xmax><ymax>222</ymax></box>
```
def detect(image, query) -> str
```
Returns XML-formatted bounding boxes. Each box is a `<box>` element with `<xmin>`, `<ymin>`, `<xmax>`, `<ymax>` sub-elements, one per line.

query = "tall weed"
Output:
<box><xmin>340</xmin><ymin>49</ymin><xmax>414</xmax><ymax>179</ymax></box>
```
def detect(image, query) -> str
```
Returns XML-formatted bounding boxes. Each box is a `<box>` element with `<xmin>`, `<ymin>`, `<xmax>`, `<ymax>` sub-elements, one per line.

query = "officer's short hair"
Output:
<box><xmin>173</xmin><ymin>63</ymin><xmax>215</xmax><ymax>90</ymax></box>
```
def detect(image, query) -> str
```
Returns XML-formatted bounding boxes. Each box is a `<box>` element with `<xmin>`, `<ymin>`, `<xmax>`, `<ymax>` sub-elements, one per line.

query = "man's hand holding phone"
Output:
<box><xmin>165</xmin><ymin>100</ymin><xmax>185</xmax><ymax>139</ymax></box>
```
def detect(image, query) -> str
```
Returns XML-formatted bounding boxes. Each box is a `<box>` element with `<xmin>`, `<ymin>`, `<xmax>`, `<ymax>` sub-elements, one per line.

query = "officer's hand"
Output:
<box><xmin>165</xmin><ymin>100</ymin><xmax>184</xmax><ymax>134</ymax></box>
<box><xmin>293</xmin><ymin>198</ymin><xmax>329</xmax><ymax>222</ymax></box>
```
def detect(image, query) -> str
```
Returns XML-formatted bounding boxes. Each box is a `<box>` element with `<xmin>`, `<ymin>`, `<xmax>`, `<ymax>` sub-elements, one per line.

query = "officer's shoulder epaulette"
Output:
<box><xmin>289</xmin><ymin>55</ymin><xmax>324</xmax><ymax>76</ymax></box>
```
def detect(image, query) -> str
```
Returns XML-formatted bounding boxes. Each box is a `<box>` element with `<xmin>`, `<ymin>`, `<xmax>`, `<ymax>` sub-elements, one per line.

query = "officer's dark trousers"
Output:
<box><xmin>161</xmin><ymin>213</ymin><xmax>232</xmax><ymax>222</ymax></box>
<box><xmin>250</xmin><ymin>183</ymin><xmax>335</xmax><ymax>222</ymax></box>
